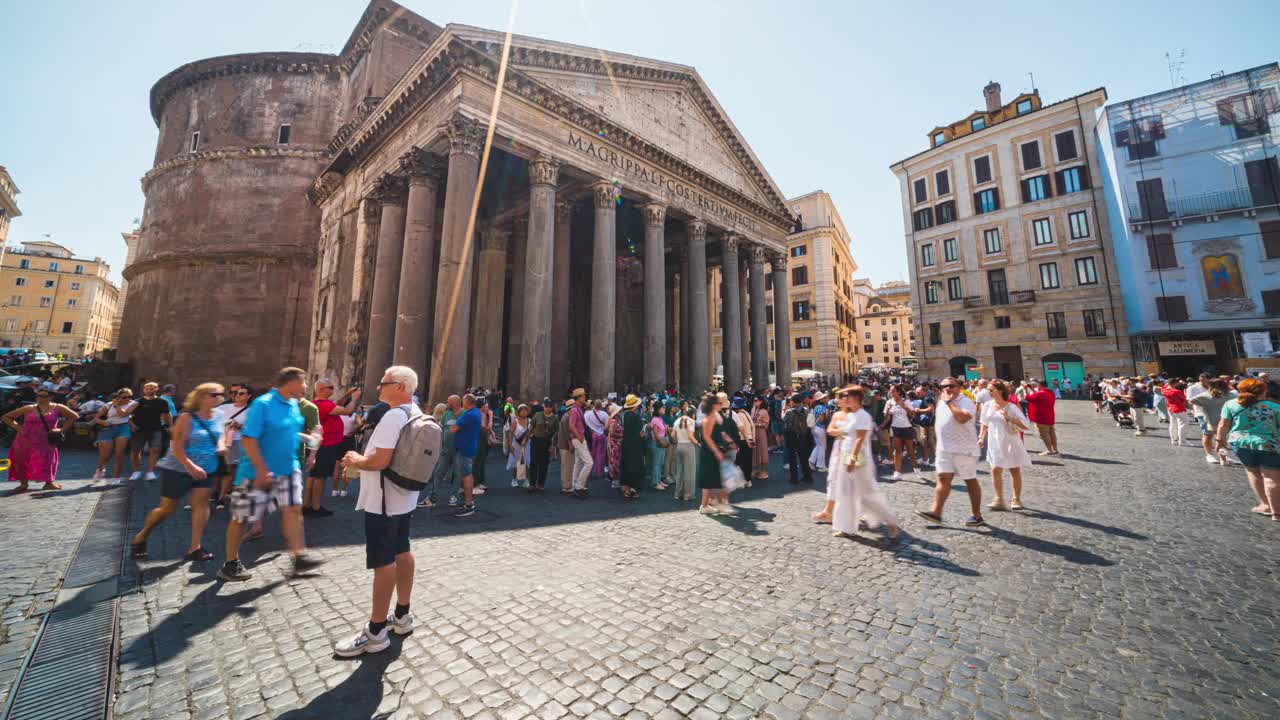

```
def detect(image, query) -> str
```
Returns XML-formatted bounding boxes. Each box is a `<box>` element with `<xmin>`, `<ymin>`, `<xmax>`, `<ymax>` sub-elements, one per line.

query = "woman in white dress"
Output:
<box><xmin>825</xmin><ymin>386</ymin><xmax>899</xmax><ymax>539</ymax></box>
<box><xmin>978</xmin><ymin>380</ymin><xmax>1033</xmax><ymax>510</ymax></box>
<box><xmin>505</xmin><ymin>404</ymin><xmax>532</xmax><ymax>488</ymax></box>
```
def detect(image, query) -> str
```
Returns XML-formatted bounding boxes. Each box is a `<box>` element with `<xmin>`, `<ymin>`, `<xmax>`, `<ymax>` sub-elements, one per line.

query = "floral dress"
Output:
<box><xmin>606</xmin><ymin>416</ymin><xmax>624</xmax><ymax>481</ymax></box>
<box><xmin>7</xmin><ymin>408</ymin><xmax>62</xmax><ymax>483</ymax></box>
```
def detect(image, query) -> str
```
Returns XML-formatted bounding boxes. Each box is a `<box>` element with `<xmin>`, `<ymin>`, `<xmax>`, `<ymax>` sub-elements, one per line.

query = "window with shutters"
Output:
<box><xmin>1155</xmin><ymin>296</ymin><xmax>1188</xmax><ymax>322</ymax></box>
<box><xmin>988</xmin><ymin>269</ymin><xmax>1009</xmax><ymax>305</ymax></box>
<box><xmin>913</xmin><ymin>178</ymin><xmax>928</xmax><ymax>204</ymax></box>
<box><xmin>74</xmin><ymin>264</ymin><xmax>84</xmax><ymax>274</ymax></box>
<box><xmin>13</xmin><ymin>277</ymin><xmax>25</xmax><ymax>287</ymax></box>
<box><xmin>975</xmin><ymin>188</ymin><xmax>999</xmax><ymax>214</ymax></box>
<box><xmin>952</xmin><ymin>320</ymin><xmax>967</xmax><ymax>344</ymax></box>
<box><xmin>791</xmin><ymin>266</ymin><xmax>808</xmax><ymax>286</ymax></box>
<box><xmin>935</xmin><ymin>200</ymin><xmax>955</xmax><ymax>225</ymax></box>
<box><xmin>973</xmin><ymin>156</ymin><xmax>993</xmax><ymax>185</ymax></box>
<box><xmin>1218</xmin><ymin>90</ymin><xmax>1276</xmax><ymax>140</ymax></box>
<box><xmin>1083</xmin><ymin>309</ymin><xmax>1106</xmax><ymax>337</ymax></box>
<box><xmin>42</xmin><ymin>280</ymin><xmax>54</xmax><ymax>289</ymax></box>
<box><xmin>1262</xmin><ymin>289</ymin><xmax>1280</xmax><ymax>316</ymax></box>
<box><xmin>1136</xmin><ymin>178</ymin><xmax>1169</xmax><ymax>221</ymax></box>
<box><xmin>912</xmin><ymin>207</ymin><xmax>934</xmax><ymax>231</ymax></box>
<box><xmin>1021</xmin><ymin>175</ymin><xmax>1051</xmax><ymax>203</ymax></box>
<box><xmin>1244</xmin><ymin>157</ymin><xmax>1280</xmax><ymax>208</ymax></box>
<box><xmin>864</xmin><ymin>344</ymin><xmax>875</xmax><ymax>354</ymax></box>
<box><xmin>947</xmin><ymin>276</ymin><xmax>962</xmax><ymax>301</ymax></box>
<box><xmin>1054</xmin><ymin>130</ymin><xmax>1078</xmax><ymax>162</ymax></box>
<box><xmin>792</xmin><ymin>300</ymin><xmax>811</xmax><ymax>321</ymax></box>
<box><xmin>61</xmin><ymin>321</ymin><xmax>73</xmax><ymax>334</ymax></box>
<box><xmin>48</xmin><ymin>262</ymin><xmax>59</xmax><ymax>272</ymax></box>
<box><xmin>935</xmin><ymin>170</ymin><xmax>951</xmax><ymax>196</ymax></box>
<box><xmin>1074</xmin><ymin>256</ymin><xmax>1098</xmax><ymax>285</ymax></box>
<box><xmin>994</xmin><ymin>316</ymin><xmax>1011</xmax><ymax>329</ymax></box>
<box><xmin>39</xmin><ymin>297</ymin><xmax>52</xmax><ymax>308</ymax></box>
<box><xmin>924</xmin><ymin>282</ymin><xmax>940</xmax><ymax>304</ymax></box>
<box><xmin>1039</xmin><ymin>262</ymin><xmax>1060</xmax><ymax>289</ymax></box>
<box><xmin>1114</xmin><ymin>116</ymin><xmax>1163</xmax><ymax>160</ymax></box>
<box><xmin>1055</xmin><ymin>166</ymin><xmax>1087</xmax><ymax>195</ymax></box>
<box><xmin>881</xmin><ymin>330</ymin><xmax>888</xmax><ymax>340</ymax></box>
<box><xmin>920</xmin><ymin>243</ymin><xmax>935</xmax><ymax>267</ymax></box>
<box><xmin>1046</xmin><ymin>312</ymin><xmax>1067</xmax><ymax>339</ymax></box>
<box><xmin>983</xmin><ymin>228</ymin><xmax>1002</xmax><ymax>254</ymax></box>
<box><xmin>18</xmin><ymin>259</ymin><xmax>29</xmax><ymax>269</ymax></box>
<box><xmin>790</xmin><ymin>245</ymin><xmax>807</xmax><ymax>257</ymax></box>
<box><xmin>1021</xmin><ymin>141</ymin><xmax>1042</xmax><ymax>171</ymax></box>
<box><xmin>1032</xmin><ymin>218</ymin><xmax>1054</xmax><ymax>246</ymax></box>
<box><xmin>796</xmin><ymin>337</ymin><xmax>812</xmax><ymax>350</ymax></box>
<box><xmin>1069</xmin><ymin>211</ymin><xmax>1090</xmax><ymax>239</ymax></box>
<box><xmin>943</xmin><ymin>237</ymin><xmax>958</xmax><ymax>263</ymax></box>
<box><xmin>1262</xmin><ymin>220</ymin><xmax>1280</xmax><ymax>259</ymax></box>
<box><xmin>1146</xmin><ymin>233</ymin><xmax>1177</xmax><ymax>269</ymax></box>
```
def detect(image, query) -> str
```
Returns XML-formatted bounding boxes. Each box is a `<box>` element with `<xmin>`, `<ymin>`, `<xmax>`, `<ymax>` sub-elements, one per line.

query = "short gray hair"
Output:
<box><xmin>383</xmin><ymin>365</ymin><xmax>418</xmax><ymax>395</ymax></box>
<box><xmin>315</xmin><ymin>377</ymin><xmax>336</xmax><ymax>388</ymax></box>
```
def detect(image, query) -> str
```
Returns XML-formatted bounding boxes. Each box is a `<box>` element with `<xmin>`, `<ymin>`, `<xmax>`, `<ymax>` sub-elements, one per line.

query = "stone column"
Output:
<box><xmin>589</xmin><ymin>181</ymin><xmax>617</xmax><ymax>395</ymax></box>
<box><xmin>550</xmin><ymin>201</ymin><xmax>573</xmax><ymax>398</ymax></box>
<box><xmin>748</xmin><ymin>244</ymin><xmax>768</xmax><ymax>390</ymax></box>
<box><xmin>641</xmin><ymin>202</ymin><xmax>667</xmax><ymax>390</ymax></box>
<box><xmin>720</xmin><ymin>235</ymin><xmax>743</xmax><ymax>392</ymax></box>
<box><xmin>771</xmin><ymin>252</ymin><xmax>792</xmax><ymax>386</ymax></box>
<box><xmin>519</xmin><ymin>155</ymin><xmax>560</xmax><ymax>402</ymax></box>
<box><xmin>363</xmin><ymin>173</ymin><xmax>408</xmax><ymax>392</ymax></box>
<box><xmin>739</xmin><ymin>261</ymin><xmax>750</xmax><ymax>386</ymax></box>
<box><xmin>470</xmin><ymin>225</ymin><xmax>509</xmax><ymax>388</ymax></box>
<box><xmin>393</xmin><ymin>148</ymin><xmax>444</xmax><ymax>380</ymax></box>
<box><xmin>686</xmin><ymin>219</ymin><xmax>710</xmax><ymax>390</ymax></box>
<box><xmin>428</xmin><ymin>114</ymin><xmax>486</xmax><ymax>404</ymax></box>
<box><xmin>506</xmin><ymin>213</ymin><xmax>528</xmax><ymax>396</ymax></box>
<box><xmin>678</xmin><ymin>246</ymin><xmax>690</xmax><ymax>389</ymax></box>
<box><xmin>345</xmin><ymin>199</ymin><xmax>381</xmax><ymax>387</ymax></box>
<box><xmin>666</xmin><ymin>269</ymin><xmax>677</xmax><ymax>389</ymax></box>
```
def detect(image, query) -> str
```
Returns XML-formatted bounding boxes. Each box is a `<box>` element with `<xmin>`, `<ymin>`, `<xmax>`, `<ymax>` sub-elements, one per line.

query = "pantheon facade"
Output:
<box><xmin>119</xmin><ymin>0</ymin><xmax>796</xmax><ymax>401</ymax></box>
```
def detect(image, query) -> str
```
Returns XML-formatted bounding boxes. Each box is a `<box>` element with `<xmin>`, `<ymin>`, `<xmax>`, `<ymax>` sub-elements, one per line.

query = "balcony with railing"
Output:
<box><xmin>1127</xmin><ymin>187</ymin><xmax>1270</xmax><ymax>223</ymax></box>
<box><xmin>962</xmin><ymin>296</ymin><xmax>984</xmax><ymax>309</ymax></box>
<box><xmin>1010</xmin><ymin>290</ymin><xmax>1036</xmax><ymax>304</ymax></box>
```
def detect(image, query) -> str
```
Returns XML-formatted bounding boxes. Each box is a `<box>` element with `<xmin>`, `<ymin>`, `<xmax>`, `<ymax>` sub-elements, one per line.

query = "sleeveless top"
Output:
<box><xmin>158</xmin><ymin>412</ymin><xmax>224</xmax><ymax>474</ymax></box>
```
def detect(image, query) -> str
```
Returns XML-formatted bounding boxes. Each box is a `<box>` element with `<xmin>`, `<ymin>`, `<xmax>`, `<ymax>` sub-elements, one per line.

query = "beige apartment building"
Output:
<box><xmin>851</xmin><ymin>279</ymin><xmax>915</xmax><ymax>369</ymax></box>
<box><xmin>711</xmin><ymin>191</ymin><xmax>859</xmax><ymax>384</ymax></box>
<box><xmin>0</xmin><ymin>167</ymin><xmax>18</xmax><ymax>248</ymax></box>
<box><xmin>891</xmin><ymin>82</ymin><xmax>1131</xmax><ymax>385</ymax></box>
<box><xmin>0</xmin><ymin>240</ymin><xmax>120</xmax><ymax>356</ymax></box>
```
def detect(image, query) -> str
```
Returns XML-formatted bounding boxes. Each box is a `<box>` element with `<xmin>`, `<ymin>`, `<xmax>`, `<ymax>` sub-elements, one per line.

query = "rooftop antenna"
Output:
<box><xmin>1165</xmin><ymin>50</ymin><xmax>1186</xmax><ymax>89</ymax></box>
<box><xmin>1027</xmin><ymin>72</ymin><xmax>1037</xmax><ymax>94</ymax></box>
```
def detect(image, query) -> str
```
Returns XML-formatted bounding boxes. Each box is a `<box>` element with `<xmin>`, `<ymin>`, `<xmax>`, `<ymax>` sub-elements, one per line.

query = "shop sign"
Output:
<box><xmin>1241</xmin><ymin>332</ymin><xmax>1274</xmax><ymax>358</ymax></box>
<box><xmin>1158</xmin><ymin>340</ymin><xmax>1215</xmax><ymax>356</ymax></box>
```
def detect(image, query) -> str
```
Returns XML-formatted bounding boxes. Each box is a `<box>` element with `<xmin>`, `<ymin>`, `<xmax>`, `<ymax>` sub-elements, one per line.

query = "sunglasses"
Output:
<box><xmin>376</xmin><ymin>380</ymin><xmax>403</xmax><ymax>389</ymax></box>
<box><xmin>210</xmin><ymin>392</ymin><xmax>225</xmax><ymax>397</ymax></box>
<box><xmin>940</xmin><ymin>384</ymin><xmax>957</xmax><ymax>389</ymax></box>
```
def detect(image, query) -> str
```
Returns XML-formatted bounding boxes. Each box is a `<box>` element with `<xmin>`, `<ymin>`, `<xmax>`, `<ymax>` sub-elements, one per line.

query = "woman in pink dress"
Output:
<box><xmin>4</xmin><ymin>388</ymin><xmax>79</xmax><ymax>492</ymax></box>
<box><xmin>751</xmin><ymin>396</ymin><xmax>771</xmax><ymax>480</ymax></box>
<box><xmin>605</xmin><ymin>404</ymin><xmax>624</xmax><ymax>486</ymax></box>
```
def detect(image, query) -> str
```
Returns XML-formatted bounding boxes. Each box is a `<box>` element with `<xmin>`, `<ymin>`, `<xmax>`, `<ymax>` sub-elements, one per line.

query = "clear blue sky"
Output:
<box><xmin>3</xmin><ymin>0</ymin><xmax>1277</xmax><ymax>286</ymax></box>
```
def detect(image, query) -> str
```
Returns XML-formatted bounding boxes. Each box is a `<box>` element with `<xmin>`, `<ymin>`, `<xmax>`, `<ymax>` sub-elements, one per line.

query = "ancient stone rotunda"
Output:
<box><xmin>119</xmin><ymin>0</ymin><xmax>797</xmax><ymax>401</ymax></box>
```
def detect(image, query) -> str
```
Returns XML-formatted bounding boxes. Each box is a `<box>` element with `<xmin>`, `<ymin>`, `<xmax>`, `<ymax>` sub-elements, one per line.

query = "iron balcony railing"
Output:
<box><xmin>1127</xmin><ymin>187</ymin><xmax>1270</xmax><ymax>222</ymax></box>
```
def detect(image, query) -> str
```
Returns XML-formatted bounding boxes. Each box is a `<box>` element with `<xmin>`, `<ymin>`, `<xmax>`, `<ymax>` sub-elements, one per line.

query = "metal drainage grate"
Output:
<box><xmin>63</xmin><ymin>489</ymin><xmax>129</xmax><ymax>589</ymax></box>
<box><xmin>6</xmin><ymin>602</ymin><xmax>116</xmax><ymax>720</ymax></box>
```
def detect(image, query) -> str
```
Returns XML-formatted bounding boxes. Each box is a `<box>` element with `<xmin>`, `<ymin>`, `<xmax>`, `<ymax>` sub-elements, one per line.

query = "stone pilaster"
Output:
<box><xmin>506</xmin><ymin>212</ymin><xmax>528</xmax><ymax>396</ymax></box>
<box><xmin>346</xmin><ymin>198</ymin><xmax>382</xmax><ymax>387</ymax></box>
<box><xmin>686</xmin><ymin>219</ymin><xmax>710</xmax><ymax>390</ymax></box>
<box><xmin>770</xmin><ymin>252</ymin><xmax>792</xmax><ymax>386</ymax></box>
<box><xmin>470</xmin><ymin>225</ymin><xmax>509</xmax><ymax>389</ymax></box>
<box><xmin>642</xmin><ymin>202</ymin><xmax>667</xmax><ymax>390</ymax></box>
<box><xmin>678</xmin><ymin>245</ymin><xmax>690</xmax><ymax>389</ymax></box>
<box><xmin>428</xmin><ymin>114</ymin><xmax>486</xmax><ymax>404</ymax></box>
<box><xmin>519</xmin><ymin>155</ymin><xmax>560</xmax><ymax>401</ymax></box>
<box><xmin>393</xmin><ymin>148</ymin><xmax>445</xmax><ymax>382</ymax></box>
<box><xmin>550</xmin><ymin>200</ymin><xmax>573</xmax><ymax>398</ymax></box>
<box><xmin>747</xmin><ymin>244</ymin><xmax>769</xmax><ymax>389</ymax></box>
<box><xmin>720</xmin><ymin>234</ymin><xmax>743</xmax><ymax>392</ymax></box>
<box><xmin>363</xmin><ymin>173</ymin><xmax>408</xmax><ymax>393</ymax></box>
<box><xmin>589</xmin><ymin>181</ymin><xmax>618</xmax><ymax>395</ymax></box>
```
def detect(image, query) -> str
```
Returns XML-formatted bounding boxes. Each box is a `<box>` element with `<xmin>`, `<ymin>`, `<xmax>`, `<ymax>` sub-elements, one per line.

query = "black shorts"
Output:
<box><xmin>892</xmin><ymin>426</ymin><xmax>915</xmax><ymax>441</ymax></box>
<box><xmin>365</xmin><ymin>511</ymin><xmax>413</xmax><ymax>569</ymax></box>
<box><xmin>131</xmin><ymin>429</ymin><xmax>165</xmax><ymax>452</ymax></box>
<box><xmin>310</xmin><ymin>444</ymin><xmax>342</xmax><ymax>478</ymax></box>
<box><xmin>159</xmin><ymin>467</ymin><xmax>212</xmax><ymax>499</ymax></box>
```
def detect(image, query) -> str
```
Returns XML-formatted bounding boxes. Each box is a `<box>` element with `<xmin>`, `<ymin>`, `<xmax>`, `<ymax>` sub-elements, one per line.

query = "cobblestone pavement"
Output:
<box><xmin>0</xmin><ymin>450</ymin><xmax>103</xmax><ymax>708</ymax></box>
<box><xmin>94</xmin><ymin>401</ymin><xmax>1279</xmax><ymax>719</ymax></box>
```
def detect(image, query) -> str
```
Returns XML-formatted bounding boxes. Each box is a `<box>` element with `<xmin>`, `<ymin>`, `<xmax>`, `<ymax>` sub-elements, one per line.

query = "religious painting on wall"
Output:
<box><xmin>1200</xmin><ymin>254</ymin><xmax>1245</xmax><ymax>300</ymax></box>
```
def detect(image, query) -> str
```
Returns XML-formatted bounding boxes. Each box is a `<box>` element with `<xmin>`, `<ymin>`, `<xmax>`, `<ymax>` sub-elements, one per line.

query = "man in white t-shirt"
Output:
<box><xmin>916</xmin><ymin>377</ymin><xmax>985</xmax><ymax>527</ymax></box>
<box><xmin>336</xmin><ymin>365</ymin><xmax>423</xmax><ymax>657</ymax></box>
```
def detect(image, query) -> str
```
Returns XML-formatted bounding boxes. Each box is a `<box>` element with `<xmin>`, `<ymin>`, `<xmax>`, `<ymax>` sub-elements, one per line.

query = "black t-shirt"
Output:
<box><xmin>1130</xmin><ymin>388</ymin><xmax>1149</xmax><ymax>407</ymax></box>
<box><xmin>132</xmin><ymin>397</ymin><xmax>169</xmax><ymax>432</ymax></box>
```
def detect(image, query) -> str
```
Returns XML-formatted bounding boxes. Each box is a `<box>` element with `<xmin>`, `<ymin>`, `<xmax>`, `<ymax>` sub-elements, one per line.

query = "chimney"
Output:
<box><xmin>983</xmin><ymin>81</ymin><xmax>1002</xmax><ymax>112</ymax></box>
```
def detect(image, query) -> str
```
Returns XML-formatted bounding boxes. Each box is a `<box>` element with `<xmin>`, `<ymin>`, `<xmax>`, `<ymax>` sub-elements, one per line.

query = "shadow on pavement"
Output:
<box><xmin>710</xmin><ymin>506</ymin><xmax>775</xmax><ymax>536</ymax></box>
<box><xmin>277</xmin><ymin>640</ymin><xmax>404</xmax><ymax>720</ymax></box>
<box><xmin>1056</xmin><ymin>453</ymin><xmax>1127</xmax><ymax>465</ymax></box>
<box><xmin>119</xmin><ymin>580</ymin><xmax>284</xmax><ymax>669</ymax></box>
<box><xmin>870</xmin><ymin>531</ymin><xmax>981</xmax><ymax>577</ymax></box>
<box><xmin>1020</xmin><ymin>509</ymin><xmax>1149</xmax><ymax>540</ymax></box>
<box><xmin>979</xmin><ymin>525</ymin><xmax>1113</xmax><ymax>566</ymax></box>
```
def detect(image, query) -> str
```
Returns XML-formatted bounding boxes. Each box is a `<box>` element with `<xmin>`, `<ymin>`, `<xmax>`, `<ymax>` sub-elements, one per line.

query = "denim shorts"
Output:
<box><xmin>1233</xmin><ymin>447</ymin><xmax>1280</xmax><ymax>471</ymax></box>
<box><xmin>97</xmin><ymin>424</ymin><xmax>132</xmax><ymax>444</ymax></box>
<box><xmin>456</xmin><ymin>454</ymin><xmax>475</xmax><ymax>477</ymax></box>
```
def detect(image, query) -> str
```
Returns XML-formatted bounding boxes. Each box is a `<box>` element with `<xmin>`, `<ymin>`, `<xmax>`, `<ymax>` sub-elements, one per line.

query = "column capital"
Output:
<box><xmin>369</xmin><ymin>173</ymin><xmax>407</xmax><ymax>206</ymax></box>
<box><xmin>399</xmin><ymin>147</ymin><xmax>446</xmax><ymax>185</ymax></box>
<box><xmin>480</xmin><ymin>224</ymin><xmax>510</xmax><ymax>252</ymax></box>
<box><xmin>642</xmin><ymin>203</ymin><xmax>667</xmax><ymax>227</ymax></box>
<box><xmin>769</xmin><ymin>251</ymin><xmax>788</xmax><ymax>271</ymax></box>
<box><xmin>443</xmin><ymin>114</ymin><xmax>487</xmax><ymax>158</ymax></box>
<box><xmin>555</xmin><ymin>199</ymin><xmax>574</xmax><ymax>223</ymax></box>
<box><xmin>747</xmin><ymin>244</ymin><xmax>767</xmax><ymax>266</ymax></box>
<box><xmin>721</xmin><ymin>234</ymin><xmax>741</xmax><ymax>254</ymax></box>
<box><xmin>592</xmin><ymin>181</ymin><xmax>619</xmax><ymax>210</ymax></box>
<box><xmin>688</xmin><ymin>218</ymin><xmax>706</xmax><ymax>242</ymax></box>
<box><xmin>528</xmin><ymin>154</ymin><xmax>561</xmax><ymax>187</ymax></box>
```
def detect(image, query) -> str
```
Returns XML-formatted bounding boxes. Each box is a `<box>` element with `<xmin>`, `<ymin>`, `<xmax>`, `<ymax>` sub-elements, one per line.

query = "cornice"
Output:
<box><xmin>123</xmin><ymin>247</ymin><xmax>316</xmax><ymax>282</ymax></box>
<box><xmin>149</xmin><ymin>52</ymin><xmax>339</xmax><ymax>127</ymax></box>
<box><xmin>337</xmin><ymin>1</ymin><xmax>443</xmax><ymax>73</ymax></box>
<box><xmin>143</xmin><ymin>147</ymin><xmax>329</xmax><ymax>193</ymax></box>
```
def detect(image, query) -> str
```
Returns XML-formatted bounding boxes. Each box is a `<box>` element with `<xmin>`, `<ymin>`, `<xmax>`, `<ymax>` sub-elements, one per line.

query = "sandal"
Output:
<box><xmin>41</xmin><ymin>482</ymin><xmax>63</xmax><ymax>491</ymax></box>
<box><xmin>811</xmin><ymin>512</ymin><xmax>832</xmax><ymax>524</ymax></box>
<box><xmin>914</xmin><ymin>510</ymin><xmax>943</xmax><ymax>525</ymax></box>
<box><xmin>130</xmin><ymin>541</ymin><xmax>148</xmax><ymax>559</ymax></box>
<box><xmin>1009</xmin><ymin>499</ymin><xmax>1024</xmax><ymax>510</ymax></box>
<box><xmin>185</xmin><ymin>547</ymin><xmax>214</xmax><ymax>562</ymax></box>
<box><xmin>1250</xmin><ymin>506</ymin><xmax>1273</xmax><ymax>516</ymax></box>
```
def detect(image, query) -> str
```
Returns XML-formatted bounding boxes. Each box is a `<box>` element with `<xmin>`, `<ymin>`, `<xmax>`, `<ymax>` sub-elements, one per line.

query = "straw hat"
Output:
<box><xmin>608</xmin><ymin>403</ymin><xmax>622</xmax><ymax>418</ymax></box>
<box><xmin>571</xmin><ymin>387</ymin><xmax>586</xmax><ymax>399</ymax></box>
<box><xmin>623</xmin><ymin>394</ymin><xmax>641</xmax><ymax>410</ymax></box>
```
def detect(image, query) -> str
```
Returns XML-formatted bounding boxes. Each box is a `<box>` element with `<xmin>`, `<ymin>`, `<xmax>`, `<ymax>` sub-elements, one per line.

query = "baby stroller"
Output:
<box><xmin>1110</xmin><ymin>401</ymin><xmax>1135</xmax><ymax>429</ymax></box>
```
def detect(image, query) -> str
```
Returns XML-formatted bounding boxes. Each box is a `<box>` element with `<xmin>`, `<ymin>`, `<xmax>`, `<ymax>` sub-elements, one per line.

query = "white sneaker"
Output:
<box><xmin>699</xmin><ymin>506</ymin><xmax>717</xmax><ymax>514</ymax></box>
<box><xmin>129</xmin><ymin>471</ymin><xmax>142</xmax><ymax>481</ymax></box>
<box><xmin>1204</xmin><ymin>454</ymin><xmax>1219</xmax><ymax>464</ymax></box>
<box><xmin>340</xmin><ymin>490</ymin><xmax>348</xmax><ymax>497</ymax></box>
<box><xmin>511</xmin><ymin>479</ymin><xmax>519</xmax><ymax>488</ymax></box>
<box><xmin>331</xmin><ymin>489</ymin><xmax>339</xmax><ymax>496</ymax></box>
<box><xmin>92</xmin><ymin>468</ymin><xmax>104</xmax><ymax>482</ymax></box>
<box><xmin>145</xmin><ymin>471</ymin><xmax>157</xmax><ymax>481</ymax></box>
<box><xmin>389</xmin><ymin>612</ymin><xmax>415</xmax><ymax>635</ymax></box>
<box><xmin>891</xmin><ymin>471</ymin><xmax>903</xmax><ymax>480</ymax></box>
<box><xmin>334</xmin><ymin>626</ymin><xmax>390</xmax><ymax>657</ymax></box>
<box><xmin>108</xmin><ymin>477</ymin><xmax>123</xmax><ymax>486</ymax></box>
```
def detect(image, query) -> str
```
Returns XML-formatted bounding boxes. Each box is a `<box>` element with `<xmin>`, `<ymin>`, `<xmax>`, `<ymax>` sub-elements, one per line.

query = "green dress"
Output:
<box><xmin>696</xmin><ymin>415</ymin><xmax>733</xmax><ymax>490</ymax></box>
<box><xmin>620</xmin><ymin>410</ymin><xmax>645</xmax><ymax>491</ymax></box>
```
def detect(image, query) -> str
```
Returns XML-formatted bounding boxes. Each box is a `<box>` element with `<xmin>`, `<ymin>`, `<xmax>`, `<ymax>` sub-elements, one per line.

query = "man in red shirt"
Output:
<box><xmin>308</xmin><ymin>379</ymin><xmax>362</xmax><ymax>516</ymax></box>
<box><xmin>1025</xmin><ymin>379</ymin><xmax>1059</xmax><ymax>456</ymax></box>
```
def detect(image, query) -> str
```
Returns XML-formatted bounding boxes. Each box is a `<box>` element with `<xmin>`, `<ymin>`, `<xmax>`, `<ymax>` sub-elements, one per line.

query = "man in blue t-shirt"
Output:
<box><xmin>219</xmin><ymin>367</ymin><xmax>325</xmax><ymax>582</ymax></box>
<box><xmin>452</xmin><ymin>393</ymin><xmax>483</xmax><ymax>517</ymax></box>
